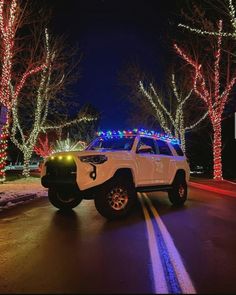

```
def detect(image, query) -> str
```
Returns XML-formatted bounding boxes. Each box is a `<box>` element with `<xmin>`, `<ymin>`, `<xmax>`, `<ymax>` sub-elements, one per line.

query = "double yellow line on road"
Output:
<box><xmin>138</xmin><ymin>193</ymin><xmax>196</xmax><ymax>294</ymax></box>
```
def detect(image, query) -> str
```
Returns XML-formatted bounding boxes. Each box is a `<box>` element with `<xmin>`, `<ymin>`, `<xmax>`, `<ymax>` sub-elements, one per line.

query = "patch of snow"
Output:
<box><xmin>0</xmin><ymin>177</ymin><xmax>47</xmax><ymax>209</ymax></box>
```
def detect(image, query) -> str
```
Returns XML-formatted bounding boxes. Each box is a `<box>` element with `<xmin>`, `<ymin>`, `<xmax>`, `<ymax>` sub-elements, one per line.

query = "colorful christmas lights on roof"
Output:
<box><xmin>96</xmin><ymin>129</ymin><xmax>180</xmax><ymax>144</ymax></box>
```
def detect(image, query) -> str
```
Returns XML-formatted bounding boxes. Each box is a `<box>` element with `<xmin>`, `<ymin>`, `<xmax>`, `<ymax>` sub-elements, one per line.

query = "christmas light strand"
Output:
<box><xmin>149</xmin><ymin>83</ymin><xmax>177</xmax><ymax>127</ymax></box>
<box><xmin>138</xmin><ymin>81</ymin><xmax>171</xmax><ymax>135</ymax></box>
<box><xmin>97</xmin><ymin>129</ymin><xmax>180</xmax><ymax>144</ymax></box>
<box><xmin>178</xmin><ymin>1</ymin><xmax>236</xmax><ymax>40</ymax></box>
<box><xmin>42</xmin><ymin>116</ymin><xmax>96</xmax><ymax>132</ymax></box>
<box><xmin>34</xmin><ymin>134</ymin><xmax>53</xmax><ymax>158</ymax></box>
<box><xmin>215</xmin><ymin>20</ymin><xmax>222</xmax><ymax>105</ymax></box>
<box><xmin>174</xmin><ymin>44</ymin><xmax>214</xmax><ymax>118</ymax></box>
<box><xmin>178</xmin><ymin>23</ymin><xmax>235</xmax><ymax>38</ymax></box>
<box><xmin>0</xmin><ymin>0</ymin><xmax>18</xmax><ymax>180</ymax></box>
<box><xmin>229</xmin><ymin>0</ymin><xmax>236</xmax><ymax>35</ymax></box>
<box><xmin>13</xmin><ymin>65</ymin><xmax>47</xmax><ymax>104</ymax></box>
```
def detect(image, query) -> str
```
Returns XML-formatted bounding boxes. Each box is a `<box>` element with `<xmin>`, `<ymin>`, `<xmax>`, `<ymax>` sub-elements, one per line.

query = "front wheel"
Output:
<box><xmin>48</xmin><ymin>187</ymin><xmax>82</xmax><ymax>210</ymax></box>
<box><xmin>168</xmin><ymin>176</ymin><xmax>187</xmax><ymax>206</ymax></box>
<box><xmin>94</xmin><ymin>178</ymin><xmax>137</xmax><ymax>220</ymax></box>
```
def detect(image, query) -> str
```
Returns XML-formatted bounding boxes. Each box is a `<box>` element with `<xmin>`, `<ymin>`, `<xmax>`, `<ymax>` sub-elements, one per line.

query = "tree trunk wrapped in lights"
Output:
<box><xmin>0</xmin><ymin>0</ymin><xmax>17</xmax><ymax>181</ymax></box>
<box><xmin>175</xmin><ymin>20</ymin><xmax>236</xmax><ymax>180</ymax></box>
<box><xmin>139</xmin><ymin>74</ymin><xmax>209</xmax><ymax>153</ymax></box>
<box><xmin>0</xmin><ymin>0</ymin><xmax>46</xmax><ymax>181</ymax></box>
<box><xmin>213</xmin><ymin>119</ymin><xmax>222</xmax><ymax>179</ymax></box>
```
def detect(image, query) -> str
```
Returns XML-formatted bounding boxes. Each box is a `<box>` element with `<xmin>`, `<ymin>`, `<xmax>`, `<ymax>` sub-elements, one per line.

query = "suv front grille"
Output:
<box><xmin>45</xmin><ymin>158</ymin><xmax>77</xmax><ymax>178</ymax></box>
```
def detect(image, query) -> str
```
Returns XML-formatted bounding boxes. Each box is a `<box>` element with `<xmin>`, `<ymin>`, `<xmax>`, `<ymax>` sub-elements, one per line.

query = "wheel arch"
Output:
<box><xmin>172</xmin><ymin>169</ymin><xmax>186</xmax><ymax>183</ymax></box>
<box><xmin>113</xmin><ymin>168</ymin><xmax>136</xmax><ymax>186</ymax></box>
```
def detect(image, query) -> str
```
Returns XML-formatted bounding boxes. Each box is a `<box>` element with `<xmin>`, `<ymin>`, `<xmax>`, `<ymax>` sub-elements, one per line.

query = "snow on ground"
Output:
<box><xmin>0</xmin><ymin>177</ymin><xmax>47</xmax><ymax>210</ymax></box>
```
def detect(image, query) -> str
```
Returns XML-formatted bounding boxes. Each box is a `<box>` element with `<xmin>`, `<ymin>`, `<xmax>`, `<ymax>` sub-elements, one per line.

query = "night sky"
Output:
<box><xmin>48</xmin><ymin>0</ymin><xmax>183</xmax><ymax>129</ymax></box>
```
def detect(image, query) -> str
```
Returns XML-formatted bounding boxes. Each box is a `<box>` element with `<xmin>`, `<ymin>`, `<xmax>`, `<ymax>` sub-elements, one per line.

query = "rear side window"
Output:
<box><xmin>156</xmin><ymin>140</ymin><xmax>172</xmax><ymax>156</ymax></box>
<box><xmin>171</xmin><ymin>144</ymin><xmax>184</xmax><ymax>156</ymax></box>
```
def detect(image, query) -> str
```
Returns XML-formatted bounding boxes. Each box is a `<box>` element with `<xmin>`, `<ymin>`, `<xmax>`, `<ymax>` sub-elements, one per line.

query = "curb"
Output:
<box><xmin>0</xmin><ymin>193</ymin><xmax>44</xmax><ymax>207</ymax></box>
<box><xmin>189</xmin><ymin>181</ymin><xmax>236</xmax><ymax>198</ymax></box>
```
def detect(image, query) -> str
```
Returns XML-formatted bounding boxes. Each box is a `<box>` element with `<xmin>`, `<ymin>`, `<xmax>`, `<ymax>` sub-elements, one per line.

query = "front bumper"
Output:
<box><xmin>41</xmin><ymin>156</ymin><xmax>77</xmax><ymax>188</ymax></box>
<box><xmin>41</xmin><ymin>175</ymin><xmax>77</xmax><ymax>188</ymax></box>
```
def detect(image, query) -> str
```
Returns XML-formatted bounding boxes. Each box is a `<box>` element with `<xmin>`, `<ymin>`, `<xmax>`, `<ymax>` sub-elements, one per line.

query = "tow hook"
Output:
<box><xmin>89</xmin><ymin>163</ymin><xmax>97</xmax><ymax>180</ymax></box>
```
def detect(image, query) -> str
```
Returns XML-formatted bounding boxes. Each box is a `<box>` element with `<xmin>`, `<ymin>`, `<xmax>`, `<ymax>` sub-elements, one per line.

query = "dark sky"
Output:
<box><xmin>48</xmin><ymin>0</ymin><xmax>183</xmax><ymax>130</ymax></box>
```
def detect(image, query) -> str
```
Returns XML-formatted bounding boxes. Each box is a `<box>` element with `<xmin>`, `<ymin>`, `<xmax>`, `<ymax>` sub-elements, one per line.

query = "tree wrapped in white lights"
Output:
<box><xmin>139</xmin><ymin>74</ymin><xmax>209</xmax><ymax>153</ymax></box>
<box><xmin>53</xmin><ymin>136</ymin><xmax>86</xmax><ymax>153</ymax></box>
<box><xmin>175</xmin><ymin>20</ymin><xmax>236</xmax><ymax>180</ymax></box>
<box><xmin>10</xmin><ymin>30</ymin><xmax>95</xmax><ymax>177</ymax></box>
<box><xmin>0</xmin><ymin>0</ymin><xmax>46</xmax><ymax>181</ymax></box>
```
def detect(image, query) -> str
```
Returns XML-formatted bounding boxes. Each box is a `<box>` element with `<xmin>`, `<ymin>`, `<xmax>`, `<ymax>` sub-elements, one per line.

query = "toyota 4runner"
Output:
<box><xmin>41</xmin><ymin>129</ymin><xmax>190</xmax><ymax>219</ymax></box>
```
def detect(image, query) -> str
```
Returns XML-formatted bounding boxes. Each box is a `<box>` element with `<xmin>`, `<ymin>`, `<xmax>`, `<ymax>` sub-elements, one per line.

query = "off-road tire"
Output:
<box><xmin>48</xmin><ymin>187</ymin><xmax>82</xmax><ymax>210</ymax></box>
<box><xmin>94</xmin><ymin>177</ymin><xmax>137</xmax><ymax>220</ymax></box>
<box><xmin>168</xmin><ymin>175</ymin><xmax>187</xmax><ymax>206</ymax></box>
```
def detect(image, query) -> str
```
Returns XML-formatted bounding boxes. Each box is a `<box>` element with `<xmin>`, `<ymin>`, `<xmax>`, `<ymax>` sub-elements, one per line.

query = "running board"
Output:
<box><xmin>136</xmin><ymin>185</ymin><xmax>172</xmax><ymax>193</ymax></box>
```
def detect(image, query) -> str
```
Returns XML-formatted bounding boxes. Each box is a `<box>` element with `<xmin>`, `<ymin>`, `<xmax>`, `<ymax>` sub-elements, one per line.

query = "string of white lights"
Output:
<box><xmin>42</xmin><ymin>116</ymin><xmax>96</xmax><ymax>132</ymax></box>
<box><xmin>139</xmin><ymin>81</ymin><xmax>171</xmax><ymax>134</ymax></box>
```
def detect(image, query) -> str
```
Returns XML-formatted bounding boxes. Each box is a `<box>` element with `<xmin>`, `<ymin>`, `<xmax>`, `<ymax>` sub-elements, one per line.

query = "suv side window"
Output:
<box><xmin>136</xmin><ymin>137</ymin><xmax>156</xmax><ymax>154</ymax></box>
<box><xmin>156</xmin><ymin>140</ymin><xmax>173</xmax><ymax>156</ymax></box>
<box><xmin>171</xmin><ymin>143</ymin><xmax>184</xmax><ymax>156</ymax></box>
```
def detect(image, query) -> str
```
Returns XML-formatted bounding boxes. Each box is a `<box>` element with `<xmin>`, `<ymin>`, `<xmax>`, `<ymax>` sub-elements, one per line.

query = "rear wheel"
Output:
<box><xmin>94</xmin><ymin>177</ymin><xmax>137</xmax><ymax>220</ymax></box>
<box><xmin>168</xmin><ymin>175</ymin><xmax>187</xmax><ymax>206</ymax></box>
<box><xmin>48</xmin><ymin>187</ymin><xmax>82</xmax><ymax>210</ymax></box>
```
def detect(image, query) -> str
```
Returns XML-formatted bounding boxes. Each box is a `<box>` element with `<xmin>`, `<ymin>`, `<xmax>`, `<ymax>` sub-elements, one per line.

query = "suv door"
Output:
<box><xmin>135</xmin><ymin>137</ymin><xmax>157</xmax><ymax>186</ymax></box>
<box><xmin>154</xmin><ymin>139</ymin><xmax>176</xmax><ymax>184</ymax></box>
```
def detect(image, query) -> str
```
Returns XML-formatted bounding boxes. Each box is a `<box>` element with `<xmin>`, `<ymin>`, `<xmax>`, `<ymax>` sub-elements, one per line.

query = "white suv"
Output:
<box><xmin>41</xmin><ymin>130</ymin><xmax>190</xmax><ymax>219</ymax></box>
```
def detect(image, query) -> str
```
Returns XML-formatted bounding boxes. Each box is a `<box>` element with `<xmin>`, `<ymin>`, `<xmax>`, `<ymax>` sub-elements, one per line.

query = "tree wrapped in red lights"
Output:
<box><xmin>34</xmin><ymin>133</ymin><xmax>54</xmax><ymax>159</ymax></box>
<box><xmin>0</xmin><ymin>0</ymin><xmax>46</xmax><ymax>181</ymax></box>
<box><xmin>175</xmin><ymin>20</ymin><xmax>236</xmax><ymax>180</ymax></box>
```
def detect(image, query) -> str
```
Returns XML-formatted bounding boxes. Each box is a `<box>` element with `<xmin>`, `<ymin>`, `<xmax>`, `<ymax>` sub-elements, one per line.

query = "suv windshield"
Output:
<box><xmin>86</xmin><ymin>136</ymin><xmax>135</xmax><ymax>151</ymax></box>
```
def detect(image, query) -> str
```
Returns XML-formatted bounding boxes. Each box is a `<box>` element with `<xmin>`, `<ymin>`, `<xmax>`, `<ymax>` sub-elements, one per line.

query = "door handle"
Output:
<box><xmin>156</xmin><ymin>158</ymin><xmax>161</xmax><ymax>162</ymax></box>
<box><xmin>170</xmin><ymin>159</ymin><xmax>176</xmax><ymax>162</ymax></box>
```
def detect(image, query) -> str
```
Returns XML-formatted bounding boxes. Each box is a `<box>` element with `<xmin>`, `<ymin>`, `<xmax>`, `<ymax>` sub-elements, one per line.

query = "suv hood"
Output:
<box><xmin>48</xmin><ymin>149</ymin><xmax>131</xmax><ymax>158</ymax></box>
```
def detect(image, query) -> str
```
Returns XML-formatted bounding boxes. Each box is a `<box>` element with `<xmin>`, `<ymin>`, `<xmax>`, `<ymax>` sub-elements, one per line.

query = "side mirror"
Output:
<box><xmin>137</xmin><ymin>144</ymin><xmax>153</xmax><ymax>154</ymax></box>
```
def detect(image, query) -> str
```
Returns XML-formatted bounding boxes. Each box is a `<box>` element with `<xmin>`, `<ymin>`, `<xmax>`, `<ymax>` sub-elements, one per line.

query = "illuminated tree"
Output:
<box><xmin>53</xmin><ymin>135</ymin><xmax>86</xmax><ymax>153</ymax></box>
<box><xmin>10</xmin><ymin>30</ymin><xmax>95</xmax><ymax>177</ymax></box>
<box><xmin>0</xmin><ymin>0</ymin><xmax>46</xmax><ymax>181</ymax></box>
<box><xmin>139</xmin><ymin>74</ymin><xmax>209</xmax><ymax>153</ymax></box>
<box><xmin>34</xmin><ymin>133</ymin><xmax>54</xmax><ymax>159</ymax></box>
<box><xmin>175</xmin><ymin>20</ymin><xmax>236</xmax><ymax>180</ymax></box>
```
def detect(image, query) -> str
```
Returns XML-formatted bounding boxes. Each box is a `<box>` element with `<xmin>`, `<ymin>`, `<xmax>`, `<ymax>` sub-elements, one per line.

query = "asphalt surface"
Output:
<box><xmin>0</xmin><ymin>187</ymin><xmax>236</xmax><ymax>294</ymax></box>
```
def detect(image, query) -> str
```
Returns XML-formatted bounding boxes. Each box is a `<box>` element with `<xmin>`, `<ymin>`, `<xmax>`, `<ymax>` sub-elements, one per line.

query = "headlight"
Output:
<box><xmin>79</xmin><ymin>155</ymin><xmax>108</xmax><ymax>164</ymax></box>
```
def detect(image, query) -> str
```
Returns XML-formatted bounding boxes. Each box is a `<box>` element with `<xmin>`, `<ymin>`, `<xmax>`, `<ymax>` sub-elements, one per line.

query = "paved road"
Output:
<box><xmin>0</xmin><ymin>187</ymin><xmax>236</xmax><ymax>294</ymax></box>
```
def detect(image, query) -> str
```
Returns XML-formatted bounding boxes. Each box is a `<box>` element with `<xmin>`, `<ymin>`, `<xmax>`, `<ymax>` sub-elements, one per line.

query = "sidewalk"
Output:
<box><xmin>189</xmin><ymin>177</ymin><xmax>236</xmax><ymax>198</ymax></box>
